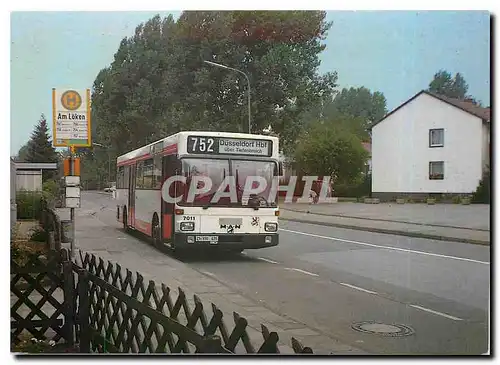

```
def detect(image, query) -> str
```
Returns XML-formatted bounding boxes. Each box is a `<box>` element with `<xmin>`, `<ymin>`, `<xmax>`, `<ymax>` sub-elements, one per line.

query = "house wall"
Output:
<box><xmin>16</xmin><ymin>170</ymin><xmax>43</xmax><ymax>191</ymax></box>
<box><xmin>481</xmin><ymin>122</ymin><xmax>490</xmax><ymax>172</ymax></box>
<box><xmin>372</xmin><ymin>93</ymin><xmax>484</xmax><ymax>198</ymax></box>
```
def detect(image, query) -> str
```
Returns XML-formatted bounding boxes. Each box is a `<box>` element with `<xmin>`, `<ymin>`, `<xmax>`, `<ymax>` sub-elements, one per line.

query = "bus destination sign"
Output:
<box><xmin>187</xmin><ymin>136</ymin><xmax>272</xmax><ymax>157</ymax></box>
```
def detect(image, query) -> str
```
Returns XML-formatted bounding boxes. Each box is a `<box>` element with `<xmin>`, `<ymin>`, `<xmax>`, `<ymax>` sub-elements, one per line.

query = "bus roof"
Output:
<box><xmin>117</xmin><ymin>131</ymin><xmax>279</xmax><ymax>164</ymax></box>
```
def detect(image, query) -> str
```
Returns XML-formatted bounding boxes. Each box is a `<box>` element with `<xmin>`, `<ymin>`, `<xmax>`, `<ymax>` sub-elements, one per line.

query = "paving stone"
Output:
<box><xmin>277</xmin><ymin>344</ymin><xmax>296</xmax><ymax>354</ymax></box>
<box><xmin>246</xmin><ymin>310</ymin><xmax>287</xmax><ymax>323</ymax></box>
<box><xmin>221</xmin><ymin>293</ymin><xmax>261</xmax><ymax>307</ymax></box>
<box><xmin>268</xmin><ymin>321</ymin><xmax>308</xmax><ymax>330</ymax></box>
<box><xmin>284</xmin><ymin>327</ymin><xmax>321</xmax><ymax>336</ymax></box>
<box><xmin>199</xmin><ymin>285</ymin><xmax>235</xmax><ymax>295</ymax></box>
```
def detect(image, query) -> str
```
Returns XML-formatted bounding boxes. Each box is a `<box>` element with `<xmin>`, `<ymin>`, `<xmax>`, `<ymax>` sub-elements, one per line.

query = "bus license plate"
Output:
<box><xmin>196</xmin><ymin>236</ymin><xmax>219</xmax><ymax>244</ymax></box>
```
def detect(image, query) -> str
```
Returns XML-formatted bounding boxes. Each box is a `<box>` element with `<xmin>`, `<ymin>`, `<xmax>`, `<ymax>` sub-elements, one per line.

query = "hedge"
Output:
<box><xmin>16</xmin><ymin>190</ymin><xmax>48</xmax><ymax>220</ymax></box>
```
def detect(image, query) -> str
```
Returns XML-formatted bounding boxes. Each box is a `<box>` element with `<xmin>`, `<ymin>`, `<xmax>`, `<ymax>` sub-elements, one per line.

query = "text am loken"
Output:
<box><xmin>57</xmin><ymin>112</ymin><xmax>87</xmax><ymax>121</ymax></box>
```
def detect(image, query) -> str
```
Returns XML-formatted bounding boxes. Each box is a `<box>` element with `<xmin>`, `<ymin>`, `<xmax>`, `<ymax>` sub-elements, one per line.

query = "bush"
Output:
<box><xmin>334</xmin><ymin>174</ymin><xmax>372</xmax><ymax>198</ymax></box>
<box><xmin>11</xmin><ymin>234</ymin><xmax>48</xmax><ymax>267</ymax></box>
<box><xmin>472</xmin><ymin>168</ymin><xmax>490</xmax><ymax>203</ymax></box>
<box><xmin>42</xmin><ymin>179</ymin><xmax>59</xmax><ymax>200</ymax></box>
<box><xmin>16</xmin><ymin>190</ymin><xmax>46</xmax><ymax>220</ymax></box>
<box><xmin>30</xmin><ymin>227</ymin><xmax>48</xmax><ymax>242</ymax></box>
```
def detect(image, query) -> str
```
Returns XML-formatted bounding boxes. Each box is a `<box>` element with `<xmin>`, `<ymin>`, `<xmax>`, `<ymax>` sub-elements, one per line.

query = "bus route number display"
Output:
<box><xmin>187</xmin><ymin>136</ymin><xmax>272</xmax><ymax>157</ymax></box>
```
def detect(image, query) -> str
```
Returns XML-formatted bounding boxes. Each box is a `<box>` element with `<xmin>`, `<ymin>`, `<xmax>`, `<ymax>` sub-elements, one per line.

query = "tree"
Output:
<box><xmin>15</xmin><ymin>143</ymin><xmax>29</xmax><ymax>162</ymax></box>
<box><xmin>293</xmin><ymin>119</ymin><xmax>369</xmax><ymax>186</ymax></box>
<box><xmin>329</xmin><ymin>87</ymin><xmax>387</xmax><ymax>126</ymax></box>
<box><xmin>90</xmin><ymin>11</ymin><xmax>337</xmax><ymax>159</ymax></box>
<box><xmin>297</xmin><ymin>86</ymin><xmax>387</xmax><ymax>143</ymax></box>
<box><xmin>25</xmin><ymin>114</ymin><xmax>59</xmax><ymax>180</ymax></box>
<box><xmin>428</xmin><ymin>70</ymin><xmax>481</xmax><ymax>104</ymax></box>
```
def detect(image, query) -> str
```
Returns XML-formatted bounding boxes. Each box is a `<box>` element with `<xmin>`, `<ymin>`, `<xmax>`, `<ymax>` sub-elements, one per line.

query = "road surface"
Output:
<box><xmin>75</xmin><ymin>191</ymin><xmax>490</xmax><ymax>355</ymax></box>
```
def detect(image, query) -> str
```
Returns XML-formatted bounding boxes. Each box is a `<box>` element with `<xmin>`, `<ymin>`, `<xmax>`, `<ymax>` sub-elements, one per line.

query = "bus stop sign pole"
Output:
<box><xmin>70</xmin><ymin>146</ymin><xmax>75</xmax><ymax>258</ymax></box>
<box><xmin>64</xmin><ymin>145</ymin><xmax>80</xmax><ymax>259</ymax></box>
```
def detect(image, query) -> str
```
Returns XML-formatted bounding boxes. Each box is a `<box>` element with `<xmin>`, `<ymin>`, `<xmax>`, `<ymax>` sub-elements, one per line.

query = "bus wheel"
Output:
<box><xmin>122</xmin><ymin>208</ymin><xmax>128</xmax><ymax>231</ymax></box>
<box><xmin>151</xmin><ymin>215</ymin><xmax>162</xmax><ymax>249</ymax></box>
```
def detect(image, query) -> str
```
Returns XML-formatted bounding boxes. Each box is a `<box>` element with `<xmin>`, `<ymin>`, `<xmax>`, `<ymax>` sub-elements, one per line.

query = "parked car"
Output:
<box><xmin>104</xmin><ymin>186</ymin><xmax>116</xmax><ymax>193</ymax></box>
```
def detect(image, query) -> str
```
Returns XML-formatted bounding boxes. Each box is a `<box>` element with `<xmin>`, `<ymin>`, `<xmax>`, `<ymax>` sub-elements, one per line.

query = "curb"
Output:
<box><xmin>279</xmin><ymin>217</ymin><xmax>490</xmax><ymax>246</ymax></box>
<box><xmin>281</xmin><ymin>207</ymin><xmax>490</xmax><ymax>232</ymax></box>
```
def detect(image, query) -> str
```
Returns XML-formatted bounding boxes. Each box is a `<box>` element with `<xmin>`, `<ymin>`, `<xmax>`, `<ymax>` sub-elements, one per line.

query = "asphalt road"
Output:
<box><xmin>77</xmin><ymin>191</ymin><xmax>490</xmax><ymax>355</ymax></box>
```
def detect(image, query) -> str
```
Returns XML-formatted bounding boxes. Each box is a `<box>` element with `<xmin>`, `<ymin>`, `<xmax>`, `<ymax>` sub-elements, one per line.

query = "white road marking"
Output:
<box><xmin>340</xmin><ymin>282</ymin><xmax>378</xmax><ymax>295</ymax></box>
<box><xmin>256</xmin><ymin>257</ymin><xmax>279</xmax><ymax>264</ymax></box>
<box><xmin>284</xmin><ymin>267</ymin><xmax>319</xmax><ymax>277</ymax></box>
<box><xmin>280</xmin><ymin>229</ymin><xmax>489</xmax><ymax>265</ymax></box>
<box><xmin>410</xmin><ymin>304</ymin><xmax>463</xmax><ymax>321</ymax></box>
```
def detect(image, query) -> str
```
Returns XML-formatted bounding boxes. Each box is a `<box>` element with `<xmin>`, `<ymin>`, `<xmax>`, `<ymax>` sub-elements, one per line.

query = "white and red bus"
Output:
<box><xmin>115</xmin><ymin>131</ymin><xmax>281</xmax><ymax>253</ymax></box>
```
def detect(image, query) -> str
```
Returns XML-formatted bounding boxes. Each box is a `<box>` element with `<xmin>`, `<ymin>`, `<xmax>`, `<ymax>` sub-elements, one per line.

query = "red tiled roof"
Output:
<box><xmin>427</xmin><ymin>92</ymin><xmax>491</xmax><ymax>122</ymax></box>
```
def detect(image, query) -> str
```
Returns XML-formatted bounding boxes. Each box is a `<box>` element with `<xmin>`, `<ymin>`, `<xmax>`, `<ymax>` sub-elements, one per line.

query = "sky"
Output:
<box><xmin>9</xmin><ymin>10</ymin><xmax>491</xmax><ymax>155</ymax></box>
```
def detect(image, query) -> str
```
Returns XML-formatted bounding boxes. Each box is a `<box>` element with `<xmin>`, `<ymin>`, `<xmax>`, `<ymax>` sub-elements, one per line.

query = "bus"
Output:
<box><xmin>115</xmin><ymin>131</ymin><xmax>281</xmax><ymax>254</ymax></box>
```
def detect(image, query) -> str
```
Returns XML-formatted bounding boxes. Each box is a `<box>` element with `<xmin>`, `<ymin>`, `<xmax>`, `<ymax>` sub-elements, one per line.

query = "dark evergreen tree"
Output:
<box><xmin>26</xmin><ymin>114</ymin><xmax>59</xmax><ymax>180</ymax></box>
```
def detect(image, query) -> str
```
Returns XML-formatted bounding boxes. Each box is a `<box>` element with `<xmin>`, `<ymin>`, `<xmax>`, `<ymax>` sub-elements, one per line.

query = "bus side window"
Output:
<box><xmin>124</xmin><ymin>166</ymin><xmax>130</xmax><ymax>189</ymax></box>
<box><xmin>117</xmin><ymin>166</ymin><xmax>124</xmax><ymax>188</ymax></box>
<box><xmin>136</xmin><ymin>161</ymin><xmax>144</xmax><ymax>189</ymax></box>
<box><xmin>143</xmin><ymin>159</ymin><xmax>154</xmax><ymax>189</ymax></box>
<box><xmin>153</xmin><ymin>155</ymin><xmax>162</xmax><ymax>189</ymax></box>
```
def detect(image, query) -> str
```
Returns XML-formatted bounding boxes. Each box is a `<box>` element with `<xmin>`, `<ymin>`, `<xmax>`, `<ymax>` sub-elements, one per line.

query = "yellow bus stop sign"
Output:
<box><xmin>61</xmin><ymin>90</ymin><xmax>82</xmax><ymax>111</ymax></box>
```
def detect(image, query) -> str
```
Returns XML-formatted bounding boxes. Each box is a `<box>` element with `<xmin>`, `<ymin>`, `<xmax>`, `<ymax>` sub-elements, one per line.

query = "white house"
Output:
<box><xmin>370</xmin><ymin>90</ymin><xmax>490</xmax><ymax>200</ymax></box>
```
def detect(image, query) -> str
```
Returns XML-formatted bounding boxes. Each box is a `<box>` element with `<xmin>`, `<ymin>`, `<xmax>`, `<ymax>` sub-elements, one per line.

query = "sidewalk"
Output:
<box><xmin>70</xmin><ymin>203</ymin><xmax>366</xmax><ymax>355</ymax></box>
<box><xmin>280</xmin><ymin>202</ymin><xmax>490</xmax><ymax>245</ymax></box>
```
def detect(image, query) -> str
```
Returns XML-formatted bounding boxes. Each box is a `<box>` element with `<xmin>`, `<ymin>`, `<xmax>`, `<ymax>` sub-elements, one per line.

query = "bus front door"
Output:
<box><xmin>128</xmin><ymin>164</ymin><xmax>136</xmax><ymax>227</ymax></box>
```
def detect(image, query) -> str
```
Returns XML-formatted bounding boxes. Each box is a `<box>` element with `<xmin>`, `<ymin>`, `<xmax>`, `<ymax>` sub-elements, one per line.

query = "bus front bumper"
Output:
<box><xmin>174</xmin><ymin>233</ymin><xmax>279</xmax><ymax>250</ymax></box>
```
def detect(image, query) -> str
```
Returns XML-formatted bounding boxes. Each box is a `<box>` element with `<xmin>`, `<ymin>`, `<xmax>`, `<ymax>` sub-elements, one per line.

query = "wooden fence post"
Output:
<box><xmin>48</xmin><ymin>232</ymin><xmax>55</xmax><ymax>251</ymax></box>
<box><xmin>78</xmin><ymin>269</ymin><xmax>91</xmax><ymax>353</ymax></box>
<box><xmin>198</xmin><ymin>335</ymin><xmax>223</xmax><ymax>354</ymax></box>
<box><xmin>63</xmin><ymin>258</ymin><xmax>75</xmax><ymax>345</ymax></box>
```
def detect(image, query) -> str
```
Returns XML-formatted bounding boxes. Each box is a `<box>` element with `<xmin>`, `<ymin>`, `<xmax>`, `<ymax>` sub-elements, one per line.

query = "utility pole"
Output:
<box><xmin>93</xmin><ymin>142</ymin><xmax>111</xmax><ymax>186</ymax></box>
<box><xmin>204</xmin><ymin>60</ymin><xmax>252</xmax><ymax>134</ymax></box>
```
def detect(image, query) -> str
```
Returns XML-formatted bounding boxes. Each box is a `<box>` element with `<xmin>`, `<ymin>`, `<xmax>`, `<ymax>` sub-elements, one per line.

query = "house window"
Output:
<box><xmin>429</xmin><ymin>128</ymin><xmax>444</xmax><ymax>147</ymax></box>
<box><xmin>429</xmin><ymin>161</ymin><xmax>444</xmax><ymax>180</ymax></box>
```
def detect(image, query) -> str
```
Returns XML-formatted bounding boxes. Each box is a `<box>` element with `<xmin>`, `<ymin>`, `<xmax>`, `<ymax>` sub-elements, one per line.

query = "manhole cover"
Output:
<box><xmin>352</xmin><ymin>321</ymin><xmax>414</xmax><ymax>337</ymax></box>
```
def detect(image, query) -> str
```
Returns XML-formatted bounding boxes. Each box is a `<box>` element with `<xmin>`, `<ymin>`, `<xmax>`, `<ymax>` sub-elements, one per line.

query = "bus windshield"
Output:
<box><xmin>180</xmin><ymin>158</ymin><xmax>277</xmax><ymax>207</ymax></box>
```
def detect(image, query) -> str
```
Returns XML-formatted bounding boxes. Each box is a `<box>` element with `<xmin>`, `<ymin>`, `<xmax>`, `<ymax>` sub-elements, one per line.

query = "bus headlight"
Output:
<box><xmin>264</xmin><ymin>222</ymin><xmax>278</xmax><ymax>232</ymax></box>
<box><xmin>180</xmin><ymin>222</ymin><xmax>195</xmax><ymax>231</ymax></box>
